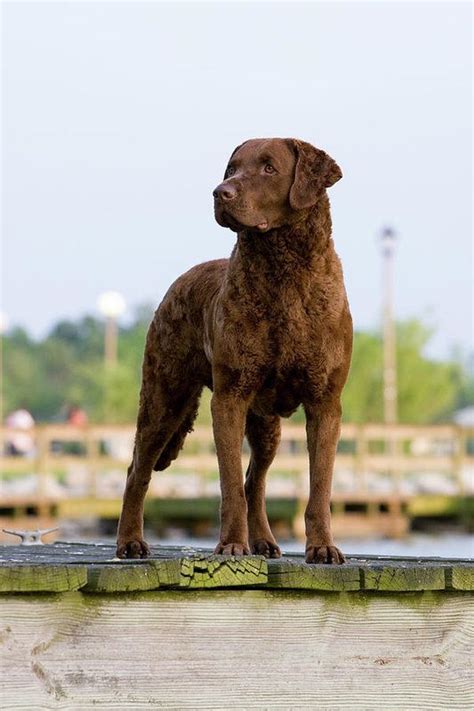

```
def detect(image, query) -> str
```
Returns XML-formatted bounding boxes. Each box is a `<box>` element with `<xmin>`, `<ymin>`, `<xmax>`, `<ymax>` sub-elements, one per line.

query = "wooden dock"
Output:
<box><xmin>1</xmin><ymin>542</ymin><xmax>473</xmax><ymax>708</ymax></box>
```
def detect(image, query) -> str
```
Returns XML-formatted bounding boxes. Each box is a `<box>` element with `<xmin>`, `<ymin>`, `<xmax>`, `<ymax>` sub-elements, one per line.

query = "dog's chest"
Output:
<box><xmin>255</xmin><ymin>289</ymin><xmax>340</xmax><ymax>413</ymax></box>
<box><xmin>253</xmin><ymin>341</ymin><xmax>331</xmax><ymax>418</ymax></box>
<box><xmin>267</xmin><ymin>292</ymin><xmax>330</xmax><ymax>368</ymax></box>
<box><xmin>253</xmin><ymin>364</ymin><xmax>327</xmax><ymax>417</ymax></box>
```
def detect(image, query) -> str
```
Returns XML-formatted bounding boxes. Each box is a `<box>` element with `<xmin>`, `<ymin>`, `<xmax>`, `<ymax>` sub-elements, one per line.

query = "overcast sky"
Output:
<box><xmin>2</xmin><ymin>1</ymin><xmax>472</xmax><ymax>359</ymax></box>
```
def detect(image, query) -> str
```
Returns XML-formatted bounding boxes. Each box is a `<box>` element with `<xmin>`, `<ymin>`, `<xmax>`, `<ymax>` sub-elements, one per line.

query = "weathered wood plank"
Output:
<box><xmin>1</xmin><ymin>590</ymin><xmax>472</xmax><ymax>709</ymax></box>
<box><xmin>363</xmin><ymin>565</ymin><xmax>446</xmax><ymax>592</ymax></box>
<box><xmin>83</xmin><ymin>559</ymin><xmax>185</xmax><ymax>592</ymax></box>
<box><xmin>452</xmin><ymin>566</ymin><xmax>474</xmax><ymax>591</ymax></box>
<box><xmin>0</xmin><ymin>565</ymin><xmax>87</xmax><ymax>593</ymax></box>
<box><xmin>179</xmin><ymin>554</ymin><xmax>267</xmax><ymax>588</ymax></box>
<box><xmin>267</xmin><ymin>557</ymin><xmax>360</xmax><ymax>591</ymax></box>
<box><xmin>1</xmin><ymin>543</ymin><xmax>473</xmax><ymax>594</ymax></box>
<box><xmin>84</xmin><ymin>563</ymin><xmax>162</xmax><ymax>593</ymax></box>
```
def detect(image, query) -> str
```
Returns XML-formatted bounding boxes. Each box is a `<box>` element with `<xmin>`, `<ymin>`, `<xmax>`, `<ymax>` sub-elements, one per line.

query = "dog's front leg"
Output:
<box><xmin>211</xmin><ymin>393</ymin><xmax>250</xmax><ymax>555</ymax></box>
<box><xmin>304</xmin><ymin>399</ymin><xmax>345</xmax><ymax>564</ymax></box>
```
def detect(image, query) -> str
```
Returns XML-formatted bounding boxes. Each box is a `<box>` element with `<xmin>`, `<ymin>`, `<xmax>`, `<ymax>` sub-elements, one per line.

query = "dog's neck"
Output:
<box><xmin>230</xmin><ymin>193</ymin><xmax>335</xmax><ymax>287</ymax></box>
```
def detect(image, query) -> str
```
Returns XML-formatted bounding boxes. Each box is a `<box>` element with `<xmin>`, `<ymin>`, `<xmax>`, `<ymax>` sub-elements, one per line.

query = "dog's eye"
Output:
<box><xmin>226</xmin><ymin>165</ymin><xmax>236</xmax><ymax>177</ymax></box>
<box><xmin>264</xmin><ymin>163</ymin><xmax>276</xmax><ymax>174</ymax></box>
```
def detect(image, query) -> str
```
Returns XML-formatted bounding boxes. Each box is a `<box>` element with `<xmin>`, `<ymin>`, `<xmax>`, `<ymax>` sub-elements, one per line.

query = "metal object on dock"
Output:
<box><xmin>1</xmin><ymin>527</ymin><xmax>58</xmax><ymax>545</ymax></box>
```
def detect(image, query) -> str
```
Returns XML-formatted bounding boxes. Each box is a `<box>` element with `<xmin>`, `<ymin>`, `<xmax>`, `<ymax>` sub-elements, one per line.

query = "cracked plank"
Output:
<box><xmin>179</xmin><ymin>555</ymin><xmax>267</xmax><ymax>588</ymax></box>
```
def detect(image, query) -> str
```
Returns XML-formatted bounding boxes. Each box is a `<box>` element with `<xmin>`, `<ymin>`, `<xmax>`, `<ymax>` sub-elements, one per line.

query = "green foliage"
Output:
<box><xmin>2</xmin><ymin>308</ymin><xmax>152</xmax><ymax>423</ymax></box>
<box><xmin>342</xmin><ymin>329</ymin><xmax>383</xmax><ymax>423</ymax></box>
<box><xmin>342</xmin><ymin>319</ymin><xmax>463</xmax><ymax>423</ymax></box>
<box><xmin>280</xmin><ymin>319</ymin><xmax>468</xmax><ymax>425</ymax></box>
<box><xmin>2</xmin><ymin>310</ymin><xmax>471</xmax><ymax>425</ymax></box>
<box><xmin>396</xmin><ymin>320</ymin><xmax>459</xmax><ymax>423</ymax></box>
<box><xmin>449</xmin><ymin>347</ymin><xmax>474</xmax><ymax>413</ymax></box>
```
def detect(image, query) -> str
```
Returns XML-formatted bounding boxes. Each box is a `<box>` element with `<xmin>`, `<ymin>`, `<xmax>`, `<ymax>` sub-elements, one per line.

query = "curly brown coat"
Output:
<box><xmin>117</xmin><ymin>138</ymin><xmax>353</xmax><ymax>564</ymax></box>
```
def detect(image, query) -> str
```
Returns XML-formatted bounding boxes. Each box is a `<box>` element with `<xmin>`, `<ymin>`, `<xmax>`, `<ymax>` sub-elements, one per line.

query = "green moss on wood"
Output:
<box><xmin>83</xmin><ymin>559</ymin><xmax>184</xmax><ymax>593</ymax></box>
<box><xmin>363</xmin><ymin>566</ymin><xmax>446</xmax><ymax>592</ymax></box>
<box><xmin>0</xmin><ymin>544</ymin><xmax>472</xmax><ymax>596</ymax></box>
<box><xmin>451</xmin><ymin>566</ymin><xmax>474</xmax><ymax>591</ymax></box>
<box><xmin>84</xmin><ymin>564</ymin><xmax>161</xmax><ymax>593</ymax></box>
<box><xmin>389</xmin><ymin>591</ymin><xmax>450</xmax><ymax>610</ymax></box>
<box><xmin>155</xmin><ymin>559</ymin><xmax>182</xmax><ymax>587</ymax></box>
<box><xmin>0</xmin><ymin>565</ymin><xmax>87</xmax><ymax>593</ymax></box>
<box><xmin>267</xmin><ymin>560</ymin><xmax>360</xmax><ymax>591</ymax></box>
<box><xmin>179</xmin><ymin>555</ymin><xmax>267</xmax><ymax>588</ymax></box>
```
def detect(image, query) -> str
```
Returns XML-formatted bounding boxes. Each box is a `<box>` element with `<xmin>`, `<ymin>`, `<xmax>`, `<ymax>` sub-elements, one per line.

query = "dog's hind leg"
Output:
<box><xmin>116</xmin><ymin>383</ymin><xmax>200</xmax><ymax>559</ymax></box>
<box><xmin>244</xmin><ymin>411</ymin><xmax>282</xmax><ymax>558</ymax></box>
<box><xmin>116</xmin><ymin>324</ymin><xmax>204</xmax><ymax>558</ymax></box>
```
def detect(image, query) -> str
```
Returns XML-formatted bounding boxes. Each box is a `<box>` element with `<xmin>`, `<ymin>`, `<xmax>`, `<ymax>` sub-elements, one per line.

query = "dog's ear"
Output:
<box><xmin>288</xmin><ymin>139</ymin><xmax>342</xmax><ymax>210</ymax></box>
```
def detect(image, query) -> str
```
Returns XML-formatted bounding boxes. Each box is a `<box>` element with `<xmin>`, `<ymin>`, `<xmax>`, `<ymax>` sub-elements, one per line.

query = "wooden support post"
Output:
<box><xmin>355</xmin><ymin>424</ymin><xmax>368</xmax><ymax>494</ymax></box>
<box><xmin>331</xmin><ymin>501</ymin><xmax>345</xmax><ymax>516</ymax></box>
<box><xmin>386</xmin><ymin>426</ymin><xmax>402</xmax><ymax>494</ymax></box>
<box><xmin>453</xmin><ymin>425</ymin><xmax>466</xmax><ymax>496</ymax></box>
<box><xmin>85</xmin><ymin>429</ymin><xmax>100</xmax><ymax>499</ymax></box>
<box><xmin>367</xmin><ymin>501</ymin><xmax>379</xmax><ymax>518</ymax></box>
<box><xmin>35</xmin><ymin>427</ymin><xmax>48</xmax><ymax>500</ymax></box>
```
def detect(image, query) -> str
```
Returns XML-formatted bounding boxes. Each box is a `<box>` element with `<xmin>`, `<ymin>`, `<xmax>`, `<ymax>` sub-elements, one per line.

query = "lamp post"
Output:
<box><xmin>97</xmin><ymin>291</ymin><xmax>126</xmax><ymax>367</ymax></box>
<box><xmin>380</xmin><ymin>227</ymin><xmax>398</xmax><ymax>425</ymax></box>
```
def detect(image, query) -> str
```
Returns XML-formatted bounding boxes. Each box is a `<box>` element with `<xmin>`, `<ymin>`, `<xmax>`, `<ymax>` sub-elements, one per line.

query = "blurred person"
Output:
<box><xmin>67</xmin><ymin>405</ymin><xmax>88</xmax><ymax>427</ymax></box>
<box><xmin>50</xmin><ymin>404</ymin><xmax>88</xmax><ymax>456</ymax></box>
<box><xmin>4</xmin><ymin>408</ymin><xmax>35</xmax><ymax>457</ymax></box>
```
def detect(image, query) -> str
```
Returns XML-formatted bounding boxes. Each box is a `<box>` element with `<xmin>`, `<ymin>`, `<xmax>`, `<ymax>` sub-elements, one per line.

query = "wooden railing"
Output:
<box><xmin>1</xmin><ymin>423</ymin><xmax>472</xmax><ymax>502</ymax></box>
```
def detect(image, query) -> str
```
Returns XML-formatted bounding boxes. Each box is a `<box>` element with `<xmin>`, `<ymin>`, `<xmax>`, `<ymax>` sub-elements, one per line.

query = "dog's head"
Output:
<box><xmin>213</xmin><ymin>138</ymin><xmax>342</xmax><ymax>233</ymax></box>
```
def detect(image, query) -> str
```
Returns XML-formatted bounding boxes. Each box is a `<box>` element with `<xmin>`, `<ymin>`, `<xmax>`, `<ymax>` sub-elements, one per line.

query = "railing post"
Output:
<box><xmin>355</xmin><ymin>424</ymin><xmax>368</xmax><ymax>494</ymax></box>
<box><xmin>36</xmin><ymin>426</ymin><xmax>49</xmax><ymax>500</ymax></box>
<box><xmin>387</xmin><ymin>424</ymin><xmax>401</xmax><ymax>494</ymax></box>
<box><xmin>453</xmin><ymin>425</ymin><xmax>466</xmax><ymax>496</ymax></box>
<box><xmin>85</xmin><ymin>428</ymin><xmax>100</xmax><ymax>499</ymax></box>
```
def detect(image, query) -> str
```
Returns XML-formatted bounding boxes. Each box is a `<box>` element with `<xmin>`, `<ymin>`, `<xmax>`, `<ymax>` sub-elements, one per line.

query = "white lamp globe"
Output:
<box><xmin>97</xmin><ymin>291</ymin><xmax>126</xmax><ymax>319</ymax></box>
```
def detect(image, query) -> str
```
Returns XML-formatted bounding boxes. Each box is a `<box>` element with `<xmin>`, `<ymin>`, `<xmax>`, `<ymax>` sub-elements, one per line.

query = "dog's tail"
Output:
<box><xmin>152</xmin><ymin>392</ymin><xmax>201</xmax><ymax>471</ymax></box>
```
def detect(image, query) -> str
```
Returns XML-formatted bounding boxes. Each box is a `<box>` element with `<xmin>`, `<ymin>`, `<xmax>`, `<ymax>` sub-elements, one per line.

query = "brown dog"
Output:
<box><xmin>116</xmin><ymin>138</ymin><xmax>352</xmax><ymax>564</ymax></box>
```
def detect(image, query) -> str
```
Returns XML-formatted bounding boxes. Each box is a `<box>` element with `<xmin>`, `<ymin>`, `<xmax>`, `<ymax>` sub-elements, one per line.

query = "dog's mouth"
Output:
<box><xmin>218</xmin><ymin>210</ymin><xmax>269</xmax><ymax>233</ymax></box>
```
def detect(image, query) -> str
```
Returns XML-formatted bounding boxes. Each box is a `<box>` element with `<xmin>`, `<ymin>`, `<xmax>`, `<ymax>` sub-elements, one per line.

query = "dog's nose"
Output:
<box><xmin>213</xmin><ymin>183</ymin><xmax>237</xmax><ymax>202</ymax></box>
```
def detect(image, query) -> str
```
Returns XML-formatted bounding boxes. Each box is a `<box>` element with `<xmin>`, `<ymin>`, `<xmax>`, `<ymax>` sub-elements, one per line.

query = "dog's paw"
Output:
<box><xmin>214</xmin><ymin>542</ymin><xmax>251</xmax><ymax>556</ymax></box>
<box><xmin>305</xmin><ymin>545</ymin><xmax>345</xmax><ymax>565</ymax></box>
<box><xmin>116</xmin><ymin>539</ymin><xmax>150</xmax><ymax>559</ymax></box>
<box><xmin>251</xmin><ymin>539</ymin><xmax>282</xmax><ymax>558</ymax></box>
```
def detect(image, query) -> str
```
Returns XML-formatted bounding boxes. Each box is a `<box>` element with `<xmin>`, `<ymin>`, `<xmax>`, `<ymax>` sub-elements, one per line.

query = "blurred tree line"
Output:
<box><xmin>3</xmin><ymin>305</ymin><xmax>472</xmax><ymax>425</ymax></box>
